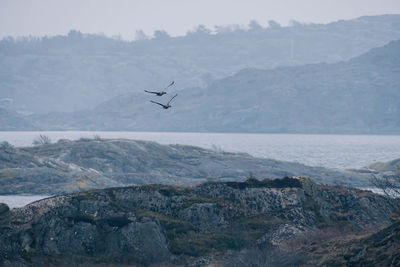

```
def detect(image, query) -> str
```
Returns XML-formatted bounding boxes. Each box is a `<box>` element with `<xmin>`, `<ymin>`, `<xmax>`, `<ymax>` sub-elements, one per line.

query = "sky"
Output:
<box><xmin>1</xmin><ymin>0</ymin><xmax>400</xmax><ymax>40</ymax></box>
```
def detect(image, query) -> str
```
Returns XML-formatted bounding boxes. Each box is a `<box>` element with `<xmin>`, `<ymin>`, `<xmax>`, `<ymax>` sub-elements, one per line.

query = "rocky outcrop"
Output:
<box><xmin>368</xmin><ymin>158</ymin><xmax>400</xmax><ymax>174</ymax></box>
<box><xmin>0</xmin><ymin>141</ymin><xmax>121</xmax><ymax>194</ymax></box>
<box><xmin>0</xmin><ymin>177</ymin><xmax>398</xmax><ymax>266</ymax></box>
<box><xmin>0</xmin><ymin>203</ymin><xmax>10</xmax><ymax>229</ymax></box>
<box><xmin>292</xmin><ymin>219</ymin><xmax>400</xmax><ymax>266</ymax></box>
<box><xmin>367</xmin><ymin>158</ymin><xmax>400</xmax><ymax>183</ymax></box>
<box><xmin>0</xmin><ymin>138</ymin><xmax>374</xmax><ymax>194</ymax></box>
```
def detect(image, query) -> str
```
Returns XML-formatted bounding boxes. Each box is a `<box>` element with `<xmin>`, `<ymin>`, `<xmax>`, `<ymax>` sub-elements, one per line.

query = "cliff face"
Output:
<box><xmin>0</xmin><ymin>138</ymin><xmax>374</xmax><ymax>194</ymax></box>
<box><xmin>1</xmin><ymin>177</ymin><xmax>398</xmax><ymax>266</ymax></box>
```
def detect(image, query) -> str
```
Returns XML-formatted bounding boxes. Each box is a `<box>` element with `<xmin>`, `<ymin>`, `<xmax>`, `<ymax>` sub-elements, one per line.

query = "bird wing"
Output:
<box><xmin>164</xmin><ymin>81</ymin><xmax>175</xmax><ymax>90</ymax></box>
<box><xmin>150</xmin><ymin>100</ymin><xmax>165</xmax><ymax>107</ymax></box>
<box><xmin>144</xmin><ymin>90</ymin><xmax>159</xmax><ymax>94</ymax></box>
<box><xmin>167</xmin><ymin>93</ymin><xmax>178</xmax><ymax>105</ymax></box>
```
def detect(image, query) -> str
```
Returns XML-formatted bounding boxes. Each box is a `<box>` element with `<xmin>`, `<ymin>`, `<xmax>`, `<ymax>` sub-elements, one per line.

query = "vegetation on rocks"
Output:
<box><xmin>0</xmin><ymin>177</ymin><xmax>398</xmax><ymax>266</ymax></box>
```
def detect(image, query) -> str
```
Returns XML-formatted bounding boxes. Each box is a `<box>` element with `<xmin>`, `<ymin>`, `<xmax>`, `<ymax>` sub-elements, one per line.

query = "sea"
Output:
<box><xmin>1</xmin><ymin>131</ymin><xmax>400</xmax><ymax>207</ymax></box>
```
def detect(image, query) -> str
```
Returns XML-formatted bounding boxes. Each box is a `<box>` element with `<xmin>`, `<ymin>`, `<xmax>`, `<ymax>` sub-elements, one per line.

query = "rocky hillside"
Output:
<box><xmin>32</xmin><ymin>38</ymin><xmax>400</xmax><ymax>134</ymax></box>
<box><xmin>0</xmin><ymin>177</ymin><xmax>399</xmax><ymax>266</ymax></box>
<box><xmin>368</xmin><ymin>158</ymin><xmax>400</xmax><ymax>175</ymax></box>
<box><xmin>0</xmin><ymin>108</ymin><xmax>36</xmax><ymax>131</ymax></box>
<box><xmin>287</xmin><ymin>217</ymin><xmax>400</xmax><ymax>266</ymax></box>
<box><xmin>0</xmin><ymin>138</ymin><xmax>374</xmax><ymax>194</ymax></box>
<box><xmin>0</xmin><ymin>140</ymin><xmax>121</xmax><ymax>194</ymax></box>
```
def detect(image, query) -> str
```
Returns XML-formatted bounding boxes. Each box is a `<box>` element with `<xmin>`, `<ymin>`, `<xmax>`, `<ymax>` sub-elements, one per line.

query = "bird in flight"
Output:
<box><xmin>150</xmin><ymin>94</ymin><xmax>178</xmax><ymax>109</ymax></box>
<box><xmin>144</xmin><ymin>81</ymin><xmax>174</xmax><ymax>96</ymax></box>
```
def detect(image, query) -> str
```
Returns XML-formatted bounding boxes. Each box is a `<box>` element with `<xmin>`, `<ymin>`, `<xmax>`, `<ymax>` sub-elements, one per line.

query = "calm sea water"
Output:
<box><xmin>1</xmin><ymin>131</ymin><xmax>400</xmax><ymax>169</ymax></box>
<box><xmin>0</xmin><ymin>195</ymin><xmax>51</xmax><ymax>208</ymax></box>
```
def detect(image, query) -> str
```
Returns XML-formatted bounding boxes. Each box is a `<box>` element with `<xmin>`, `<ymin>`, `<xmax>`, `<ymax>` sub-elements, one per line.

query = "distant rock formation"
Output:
<box><xmin>0</xmin><ymin>108</ymin><xmax>37</xmax><ymax>131</ymax></box>
<box><xmin>0</xmin><ymin>138</ymin><xmax>375</xmax><ymax>194</ymax></box>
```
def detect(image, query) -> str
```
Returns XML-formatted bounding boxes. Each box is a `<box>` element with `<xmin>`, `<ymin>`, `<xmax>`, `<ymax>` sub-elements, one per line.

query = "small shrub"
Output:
<box><xmin>32</xmin><ymin>134</ymin><xmax>52</xmax><ymax>146</ymax></box>
<box><xmin>93</xmin><ymin>134</ymin><xmax>102</xmax><ymax>141</ymax></box>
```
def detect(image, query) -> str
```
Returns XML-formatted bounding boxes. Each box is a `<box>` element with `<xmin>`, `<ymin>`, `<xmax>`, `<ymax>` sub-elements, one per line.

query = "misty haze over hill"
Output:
<box><xmin>1</xmin><ymin>15</ymin><xmax>400</xmax><ymax>115</ymax></box>
<box><xmin>25</xmin><ymin>37</ymin><xmax>400</xmax><ymax>134</ymax></box>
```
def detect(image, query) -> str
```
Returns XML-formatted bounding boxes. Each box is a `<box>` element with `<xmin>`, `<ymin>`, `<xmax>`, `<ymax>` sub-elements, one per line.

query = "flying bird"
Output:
<box><xmin>144</xmin><ymin>81</ymin><xmax>174</xmax><ymax>96</ymax></box>
<box><xmin>150</xmin><ymin>94</ymin><xmax>178</xmax><ymax>109</ymax></box>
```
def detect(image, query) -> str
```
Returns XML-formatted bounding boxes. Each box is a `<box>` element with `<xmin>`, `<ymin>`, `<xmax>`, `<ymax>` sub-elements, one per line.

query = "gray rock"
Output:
<box><xmin>0</xmin><ymin>139</ymin><xmax>381</xmax><ymax>195</ymax></box>
<box><xmin>0</xmin><ymin>203</ymin><xmax>9</xmax><ymax>215</ymax></box>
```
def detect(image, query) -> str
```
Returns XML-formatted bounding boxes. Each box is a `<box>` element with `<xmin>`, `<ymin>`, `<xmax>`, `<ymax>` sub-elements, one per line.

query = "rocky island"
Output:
<box><xmin>0</xmin><ymin>138</ymin><xmax>379</xmax><ymax>195</ymax></box>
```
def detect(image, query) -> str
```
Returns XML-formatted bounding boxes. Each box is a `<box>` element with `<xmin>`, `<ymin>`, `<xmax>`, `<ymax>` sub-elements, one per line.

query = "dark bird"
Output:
<box><xmin>144</xmin><ymin>81</ymin><xmax>174</xmax><ymax>96</ymax></box>
<box><xmin>150</xmin><ymin>94</ymin><xmax>178</xmax><ymax>109</ymax></box>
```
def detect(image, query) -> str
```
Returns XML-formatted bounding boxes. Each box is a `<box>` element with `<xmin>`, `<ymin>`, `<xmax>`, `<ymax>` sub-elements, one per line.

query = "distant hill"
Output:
<box><xmin>33</xmin><ymin>38</ymin><xmax>400</xmax><ymax>134</ymax></box>
<box><xmin>0</xmin><ymin>108</ymin><xmax>36</xmax><ymax>130</ymax></box>
<box><xmin>1</xmin><ymin>14</ymin><xmax>400</xmax><ymax>114</ymax></box>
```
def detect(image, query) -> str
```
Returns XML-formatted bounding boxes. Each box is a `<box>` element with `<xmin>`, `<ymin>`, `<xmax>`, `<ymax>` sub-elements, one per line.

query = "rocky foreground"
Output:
<box><xmin>0</xmin><ymin>138</ymin><xmax>378</xmax><ymax>194</ymax></box>
<box><xmin>1</xmin><ymin>177</ymin><xmax>399</xmax><ymax>266</ymax></box>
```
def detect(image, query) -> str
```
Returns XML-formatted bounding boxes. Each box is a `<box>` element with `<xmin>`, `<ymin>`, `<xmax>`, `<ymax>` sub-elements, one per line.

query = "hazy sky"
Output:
<box><xmin>1</xmin><ymin>0</ymin><xmax>400</xmax><ymax>40</ymax></box>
